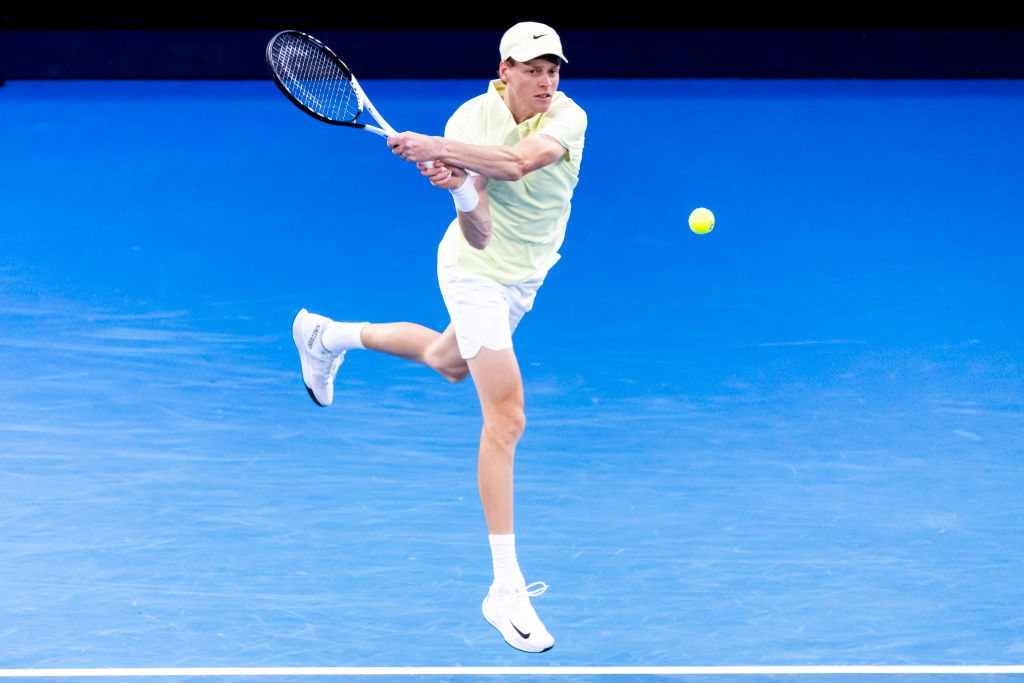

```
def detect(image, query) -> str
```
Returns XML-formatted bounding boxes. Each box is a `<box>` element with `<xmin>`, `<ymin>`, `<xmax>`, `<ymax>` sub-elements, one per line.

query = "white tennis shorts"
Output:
<box><xmin>437</xmin><ymin>262</ymin><xmax>545</xmax><ymax>360</ymax></box>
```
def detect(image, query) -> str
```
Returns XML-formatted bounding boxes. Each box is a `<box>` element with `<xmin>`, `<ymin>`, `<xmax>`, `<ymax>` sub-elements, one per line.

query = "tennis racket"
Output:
<box><xmin>266</xmin><ymin>30</ymin><xmax>431</xmax><ymax>166</ymax></box>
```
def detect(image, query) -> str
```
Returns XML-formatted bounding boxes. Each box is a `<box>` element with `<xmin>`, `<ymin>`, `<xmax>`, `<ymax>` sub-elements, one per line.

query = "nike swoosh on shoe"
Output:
<box><xmin>510</xmin><ymin>621</ymin><xmax>531</xmax><ymax>639</ymax></box>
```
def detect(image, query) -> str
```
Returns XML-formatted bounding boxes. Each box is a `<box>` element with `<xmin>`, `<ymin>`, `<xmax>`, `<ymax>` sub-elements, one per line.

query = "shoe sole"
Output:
<box><xmin>482</xmin><ymin>597</ymin><xmax>554</xmax><ymax>653</ymax></box>
<box><xmin>292</xmin><ymin>308</ymin><xmax>328</xmax><ymax>407</ymax></box>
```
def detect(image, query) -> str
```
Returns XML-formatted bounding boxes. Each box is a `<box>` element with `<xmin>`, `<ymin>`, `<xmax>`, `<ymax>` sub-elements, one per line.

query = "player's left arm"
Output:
<box><xmin>420</xmin><ymin>163</ymin><xmax>492</xmax><ymax>249</ymax></box>
<box><xmin>391</xmin><ymin>132</ymin><xmax>566</xmax><ymax>181</ymax></box>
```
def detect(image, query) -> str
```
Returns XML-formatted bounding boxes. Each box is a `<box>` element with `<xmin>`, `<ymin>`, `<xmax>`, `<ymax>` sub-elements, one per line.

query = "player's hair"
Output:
<box><xmin>503</xmin><ymin>54</ymin><xmax>562</xmax><ymax>68</ymax></box>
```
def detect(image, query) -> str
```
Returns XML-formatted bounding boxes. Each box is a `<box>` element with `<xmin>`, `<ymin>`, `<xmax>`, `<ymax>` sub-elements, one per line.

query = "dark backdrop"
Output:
<box><xmin>2</xmin><ymin>11</ymin><xmax>1023</xmax><ymax>79</ymax></box>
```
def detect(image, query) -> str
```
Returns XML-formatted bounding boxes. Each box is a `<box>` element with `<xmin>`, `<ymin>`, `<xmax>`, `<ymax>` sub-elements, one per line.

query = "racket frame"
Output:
<box><xmin>266</xmin><ymin>30</ymin><xmax>397</xmax><ymax>138</ymax></box>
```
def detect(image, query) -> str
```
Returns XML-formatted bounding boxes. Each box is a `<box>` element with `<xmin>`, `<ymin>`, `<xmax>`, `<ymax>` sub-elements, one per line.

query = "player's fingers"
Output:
<box><xmin>388</xmin><ymin>136</ymin><xmax>414</xmax><ymax>160</ymax></box>
<box><xmin>421</xmin><ymin>164</ymin><xmax>446</xmax><ymax>184</ymax></box>
<box><xmin>437</xmin><ymin>171</ymin><xmax>459</xmax><ymax>188</ymax></box>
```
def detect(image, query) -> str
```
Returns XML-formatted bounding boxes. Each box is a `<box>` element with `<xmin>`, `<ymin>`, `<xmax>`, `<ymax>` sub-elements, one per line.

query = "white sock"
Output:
<box><xmin>321</xmin><ymin>321</ymin><xmax>368</xmax><ymax>353</ymax></box>
<box><xmin>489</xmin><ymin>534</ymin><xmax>526</xmax><ymax>593</ymax></box>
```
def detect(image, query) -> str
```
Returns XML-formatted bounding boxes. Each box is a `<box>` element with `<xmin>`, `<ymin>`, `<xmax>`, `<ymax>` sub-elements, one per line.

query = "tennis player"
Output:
<box><xmin>292</xmin><ymin>21</ymin><xmax>586</xmax><ymax>653</ymax></box>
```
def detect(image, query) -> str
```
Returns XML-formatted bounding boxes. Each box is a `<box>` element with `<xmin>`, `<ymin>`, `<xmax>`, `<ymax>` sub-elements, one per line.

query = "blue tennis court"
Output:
<box><xmin>1</xmin><ymin>75</ymin><xmax>1023</xmax><ymax>679</ymax></box>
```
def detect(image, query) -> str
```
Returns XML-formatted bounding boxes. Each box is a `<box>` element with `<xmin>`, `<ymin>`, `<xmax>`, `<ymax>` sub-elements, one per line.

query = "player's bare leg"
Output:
<box><xmin>468</xmin><ymin>346</ymin><xmax>554</xmax><ymax>652</ymax></box>
<box><xmin>293</xmin><ymin>312</ymin><xmax>468</xmax><ymax>405</ymax></box>
<box><xmin>360</xmin><ymin>323</ymin><xmax>468</xmax><ymax>383</ymax></box>
<box><xmin>466</xmin><ymin>346</ymin><xmax>523</xmax><ymax>535</ymax></box>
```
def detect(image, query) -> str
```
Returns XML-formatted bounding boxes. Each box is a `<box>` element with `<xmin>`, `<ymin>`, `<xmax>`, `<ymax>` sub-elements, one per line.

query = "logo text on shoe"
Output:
<box><xmin>306</xmin><ymin>324</ymin><xmax>321</xmax><ymax>350</ymax></box>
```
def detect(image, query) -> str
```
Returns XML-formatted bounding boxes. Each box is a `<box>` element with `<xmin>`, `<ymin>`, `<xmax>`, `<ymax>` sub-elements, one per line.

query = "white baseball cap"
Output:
<box><xmin>499</xmin><ymin>22</ymin><xmax>568</xmax><ymax>63</ymax></box>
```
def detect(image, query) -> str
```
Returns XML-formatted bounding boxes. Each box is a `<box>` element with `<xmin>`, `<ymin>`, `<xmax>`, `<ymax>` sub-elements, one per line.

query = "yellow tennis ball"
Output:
<box><xmin>689</xmin><ymin>207</ymin><xmax>715</xmax><ymax>235</ymax></box>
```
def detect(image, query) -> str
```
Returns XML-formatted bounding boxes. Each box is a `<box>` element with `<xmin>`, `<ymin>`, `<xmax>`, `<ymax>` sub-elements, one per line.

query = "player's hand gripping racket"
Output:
<box><xmin>266</xmin><ymin>30</ymin><xmax>432</xmax><ymax>166</ymax></box>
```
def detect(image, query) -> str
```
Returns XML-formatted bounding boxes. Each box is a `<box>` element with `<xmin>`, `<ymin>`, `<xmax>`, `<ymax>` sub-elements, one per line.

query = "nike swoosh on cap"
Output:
<box><xmin>532</xmin><ymin>34</ymin><xmax>548</xmax><ymax>39</ymax></box>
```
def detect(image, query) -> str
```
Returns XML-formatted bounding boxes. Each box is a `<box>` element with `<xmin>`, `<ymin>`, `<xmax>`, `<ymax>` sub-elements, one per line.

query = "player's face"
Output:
<box><xmin>499</xmin><ymin>57</ymin><xmax>561</xmax><ymax>123</ymax></box>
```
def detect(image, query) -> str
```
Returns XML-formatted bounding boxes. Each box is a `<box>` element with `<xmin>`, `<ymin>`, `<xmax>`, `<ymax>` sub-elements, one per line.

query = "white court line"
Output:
<box><xmin>1</xmin><ymin>666</ymin><xmax>1024</xmax><ymax>677</ymax></box>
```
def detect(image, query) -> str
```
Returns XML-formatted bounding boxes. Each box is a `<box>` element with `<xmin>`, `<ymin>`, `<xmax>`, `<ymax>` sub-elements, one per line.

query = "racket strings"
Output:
<box><xmin>272</xmin><ymin>34</ymin><xmax>361</xmax><ymax>123</ymax></box>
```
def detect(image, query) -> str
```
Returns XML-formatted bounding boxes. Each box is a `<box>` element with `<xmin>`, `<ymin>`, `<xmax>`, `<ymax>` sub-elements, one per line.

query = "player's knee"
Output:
<box><xmin>439</xmin><ymin>355</ymin><xmax>469</xmax><ymax>383</ymax></box>
<box><xmin>509</xmin><ymin>408</ymin><xmax>526</xmax><ymax>439</ymax></box>
<box><xmin>424</xmin><ymin>345</ymin><xmax>468</xmax><ymax>383</ymax></box>
<box><xmin>444</xmin><ymin>364</ymin><xmax>470</xmax><ymax>383</ymax></box>
<box><xmin>485</xmin><ymin>404</ymin><xmax>526</xmax><ymax>444</ymax></box>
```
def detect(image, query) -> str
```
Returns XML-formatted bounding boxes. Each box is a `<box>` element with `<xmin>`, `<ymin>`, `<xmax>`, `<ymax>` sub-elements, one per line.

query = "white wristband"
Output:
<box><xmin>450</xmin><ymin>175</ymin><xmax>479</xmax><ymax>213</ymax></box>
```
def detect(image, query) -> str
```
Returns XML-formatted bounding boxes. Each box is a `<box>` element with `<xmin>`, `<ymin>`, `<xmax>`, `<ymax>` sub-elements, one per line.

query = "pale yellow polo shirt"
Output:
<box><xmin>437</xmin><ymin>79</ymin><xmax>587</xmax><ymax>284</ymax></box>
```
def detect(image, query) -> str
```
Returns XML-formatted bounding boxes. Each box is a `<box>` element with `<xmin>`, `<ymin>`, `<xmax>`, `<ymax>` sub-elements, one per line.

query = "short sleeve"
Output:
<box><xmin>537</xmin><ymin>99</ymin><xmax>586</xmax><ymax>158</ymax></box>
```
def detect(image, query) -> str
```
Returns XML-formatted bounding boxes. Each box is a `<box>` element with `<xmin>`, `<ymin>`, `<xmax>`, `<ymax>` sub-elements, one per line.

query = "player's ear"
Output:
<box><xmin>498</xmin><ymin>58</ymin><xmax>512</xmax><ymax>83</ymax></box>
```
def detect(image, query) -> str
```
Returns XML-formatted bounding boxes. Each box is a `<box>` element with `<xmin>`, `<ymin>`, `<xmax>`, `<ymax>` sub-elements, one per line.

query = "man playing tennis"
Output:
<box><xmin>292</xmin><ymin>21</ymin><xmax>586</xmax><ymax>653</ymax></box>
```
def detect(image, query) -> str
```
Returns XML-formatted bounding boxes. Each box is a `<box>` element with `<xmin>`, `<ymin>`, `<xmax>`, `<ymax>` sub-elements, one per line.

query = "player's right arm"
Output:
<box><xmin>440</xmin><ymin>134</ymin><xmax>566</xmax><ymax>181</ymax></box>
<box><xmin>393</xmin><ymin>132</ymin><xmax>565</xmax><ymax>181</ymax></box>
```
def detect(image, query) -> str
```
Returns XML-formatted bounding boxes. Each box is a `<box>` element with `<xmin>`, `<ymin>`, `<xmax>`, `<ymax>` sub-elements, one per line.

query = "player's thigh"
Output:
<box><xmin>467</xmin><ymin>347</ymin><xmax>524</xmax><ymax>419</ymax></box>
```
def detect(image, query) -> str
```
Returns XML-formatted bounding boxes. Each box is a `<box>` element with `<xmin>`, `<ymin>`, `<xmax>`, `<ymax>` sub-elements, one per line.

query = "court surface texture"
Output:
<box><xmin>1</xmin><ymin>77</ymin><xmax>1023</xmax><ymax>681</ymax></box>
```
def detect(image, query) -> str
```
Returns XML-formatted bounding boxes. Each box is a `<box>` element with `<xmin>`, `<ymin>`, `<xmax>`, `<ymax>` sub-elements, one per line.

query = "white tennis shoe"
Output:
<box><xmin>292</xmin><ymin>308</ymin><xmax>344</xmax><ymax>407</ymax></box>
<box><xmin>482</xmin><ymin>581</ymin><xmax>554</xmax><ymax>653</ymax></box>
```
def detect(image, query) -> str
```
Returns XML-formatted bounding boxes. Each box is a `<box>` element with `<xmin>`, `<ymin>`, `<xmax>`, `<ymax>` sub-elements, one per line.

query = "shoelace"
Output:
<box><xmin>491</xmin><ymin>581</ymin><xmax>549</xmax><ymax>602</ymax></box>
<box><xmin>523</xmin><ymin>581</ymin><xmax>548</xmax><ymax>597</ymax></box>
